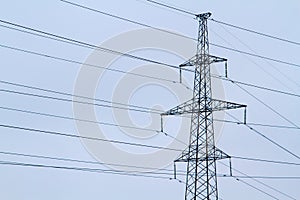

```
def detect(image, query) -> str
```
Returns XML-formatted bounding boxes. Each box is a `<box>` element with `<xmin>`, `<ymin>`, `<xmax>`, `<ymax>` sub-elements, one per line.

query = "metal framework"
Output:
<box><xmin>161</xmin><ymin>13</ymin><xmax>246</xmax><ymax>200</ymax></box>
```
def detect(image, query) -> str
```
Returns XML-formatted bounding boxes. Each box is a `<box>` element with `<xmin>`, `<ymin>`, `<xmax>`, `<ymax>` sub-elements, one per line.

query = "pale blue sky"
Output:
<box><xmin>0</xmin><ymin>0</ymin><xmax>300</xmax><ymax>199</ymax></box>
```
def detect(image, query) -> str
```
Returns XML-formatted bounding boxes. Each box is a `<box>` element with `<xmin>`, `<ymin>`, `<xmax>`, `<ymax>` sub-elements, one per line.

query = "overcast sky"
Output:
<box><xmin>0</xmin><ymin>1</ymin><xmax>300</xmax><ymax>199</ymax></box>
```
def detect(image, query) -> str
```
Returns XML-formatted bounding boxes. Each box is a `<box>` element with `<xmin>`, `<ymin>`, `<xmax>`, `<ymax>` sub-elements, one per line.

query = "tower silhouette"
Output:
<box><xmin>161</xmin><ymin>13</ymin><xmax>246</xmax><ymax>200</ymax></box>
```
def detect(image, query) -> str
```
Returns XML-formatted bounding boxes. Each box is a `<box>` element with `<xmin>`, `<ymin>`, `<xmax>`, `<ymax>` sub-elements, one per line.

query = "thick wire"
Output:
<box><xmin>0</xmin><ymin>88</ymin><xmax>161</xmax><ymax>114</ymax></box>
<box><xmin>1</xmin><ymin>85</ymin><xmax>299</xmax><ymax>131</ymax></box>
<box><xmin>138</xmin><ymin>0</ymin><xmax>300</xmax><ymax>47</ymax></box>
<box><xmin>0</xmin><ymin>123</ymin><xmax>182</xmax><ymax>152</ymax></box>
<box><xmin>1</xmin><ymin>12</ymin><xmax>300</xmax><ymax>69</ymax></box>
<box><xmin>2</xmin><ymin>42</ymin><xmax>300</xmax><ymax>100</ymax></box>
<box><xmin>219</xmin><ymin>162</ymin><xmax>296</xmax><ymax>200</ymax></box>
<box><xmin>226</xmin><ymin>112</ymin><xmax>300</xmax><ymax>160</ymax></box>
<box><xmin>0</xmin><ymin>160</ymin><xmax>178</xmax><ymax>181</ymax></box>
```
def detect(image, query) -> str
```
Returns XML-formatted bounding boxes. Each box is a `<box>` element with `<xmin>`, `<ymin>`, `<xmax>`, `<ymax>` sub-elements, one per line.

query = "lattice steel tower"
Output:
<box><xmin>161</xmin><ymin>13</ymin><xmax>246</xmax><ymax>200</ymax></box>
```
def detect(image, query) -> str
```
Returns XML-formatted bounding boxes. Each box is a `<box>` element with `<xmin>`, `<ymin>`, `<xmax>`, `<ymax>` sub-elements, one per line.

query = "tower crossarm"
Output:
<box><xmin>163</xmin><ymin>12</ymin><xmax>247</xmax><ymax>200</ymax></box>
<box><xmin>161</xmin><ymin>98</ymin><xmax>195</xmax><ymax>116</ymax></box>
<box><xmin>175</xmin><ymin>146</ymin><xmax>231</xmax><ymax>163</ymax></box>
<box><xmin>210</xmin><ymin>98</ymin><xmax>246</xmax><ymax>112</ymax></box>
<box><xmin>161</xmin><ymin>98</ymin><xmax>246</xmax><ymax>116</ymax></box>
<box><xmin>179</xmin><ymin>54</ymin><xmax>228</xmax><ymax>82</ymax></box>
<box><xmin>180</xmin><ymin>54</ymin><xmax>227</xmax><ymax>68</ymax></box>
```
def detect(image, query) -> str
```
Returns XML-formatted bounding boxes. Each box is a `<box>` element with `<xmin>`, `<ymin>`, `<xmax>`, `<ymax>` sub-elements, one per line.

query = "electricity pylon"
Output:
<box><xmin>161</xmin><ymin>13</ymin><xmax>247</xmax><ymax>200</ymax></box>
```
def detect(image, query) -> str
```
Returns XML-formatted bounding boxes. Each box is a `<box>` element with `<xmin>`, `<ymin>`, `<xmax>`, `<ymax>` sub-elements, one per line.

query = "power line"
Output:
<box><xmin>215</xmin><ymin>75</ymin><xmax>300</xmax><ymax>99</ymax></box>
<box><xmin>210</xmin><ymin>43</ymin><xmax>300</xmax><ymax>69</ymax></box>
<box><xmin>59</xmin><ymin>0</ymin><xmax>194</xmax><ymax>41</ymax></box>
<box><xmin>2</xmin><ymin>85</ymin><xmax>299</xmax><ymax>132</ymax></box>
<box><xmin>0</xmin><ymin>2</ymin><xmax>298</xmax><ymax>198</ymax></box>
<box><xmin>215</xmin><ymin>23</ymin><xmax>300</xmax><ymax>90</ymax></box>
<box><xmin>0</xmin><ymin>123</ymin><xmax>182</xmax><ymax>152</ymax></box>
<box><xmin>221</xmin><ymin>118</ymin><xmax>300</xmax><ymax>130</ymax></box>
<box><xmin>222</xmin><ymin>175</ymin><xmax>300</xmax><ymax>180</ymax></box>
<box><xmin>0</xmin><ymin>161</ymin><xmax>292</xmax><ymax>199</ymax></box>
<box><xmin>219</xmin><ymin>162</ymin><xmax>296</xmax><ymax>200</ymax></box>
<box><xmin>1</xmin><ymin>0</ymin><xmax>298</xmax><ymax>180</ymax></box>
<box><xmin>234</xmin><ymin>177</ymin><xmax>280</xmax><ymax>200</ymax></box>
<box><xmin>0</xmin><ymin>43</ymin><xmax>177</xmax><ymax>84</ymax></box>
<box><xmin>232</xmin><ymin>156</ymin><xmax>300</xmax><ymax>166</ymax></box>
<box><xmin>229</xmin><ymin>80</ymin><xmax>300</xmax><ymax>129</ymax></box>
<box><xmin>1</xmin><ymin>12</ymin><xmax>300</xmax><ymax>70</ymax></box>
<box><xmin>0</xmin><ymin>88</ymin><xmax>161</xmax><ymax>114</ymax></box>
<box><xmin>1</xmin><ymin>102</ymin><xmax>299</xmax><ymax>150</ymax></box>
<box><xmin>1</xmin><ymin>107</ymin><xmax>299</xmax><ymax>167</ymax></box>
<box><xmin>0</xmin><ymin>19</ymin><xmax>183</xmax><ymax>71</ymax></box>
<box><xmin>0</xmin><ymin>106</ymin><xmax>159</xmax><ymax>133</ymax></box>
<box><xmin>2</xmin><ymin>149</ymin><xmax>300</xmax><ymax>177</ymax></box>
<box><xmin>226</xmin><ymin>112</ymin><xmax>300</xmax><ymax>160</ymax></box>
<box><xmin>2</xmin><ymin>40</ymin><xmax>300</xmax><ymax>99</ymax></box>
<box><xmin>0</xmin><ymin>110</ymin><xmax>298</xmax><ymax>198</ymax></box>
<box><xmin>0</xmin><ymin>149</ymin><xmax>297</xmax><ymax>200</ymax></box>
<box><xmin>140</xmin><ymin>0</ymin><xmax>300</xmax><ymax>72</ymax></box>
<box><xmin>141</xmin><ymin>0</ymin><xmax>300</xmax><ymax>47</ymax></box>
<box><xmin>210</xmin><ymin>18</ymin><xmax>300</xmax><ymax>46</ymax></box>
<box><xmin>61</xmin><ymin>0</ymin><xmax>300</xmax><ymax>69</ymax></box>
<box><xmin>0</xmin><ymin>150</ymin><xmax>186</xmax><ymax>174</ymax></box>
<box><xmin>2</xmin><ymin>80</ymin><xmax>299</xmax><ymax>132</ymax></box>
<box><xmin>0</xmin><ymin>160</ymin><xmax>177</xmax><ymax>181</ymax></box>
<box><xmin>143</xmin><ymin>0</ymin><xmax>195</xmax><ymax>16</ymax></box>
<box><xmin>0</xmin><ymin>151</ymin><xmax>166</xmax><ymax>172</ymax></box>
<box><xmin>210</xmin><ymin>27</ymin><xmax>298</xmax><ymax>93</ymax></box>
<box><xmin>2</xmin><ymin>90</ymin><xmax>300</xmax><ymax>150</ymax></box>
<box><xmin>0</xmin><ymin>152</ymin><xmax>185</xmax><ymax>176</ymax></box>
<box><xmin>0</xmin><ymin>105</ymin><xmax>188</xmax><ymax>146</ymax></box>
<box><xmin>0</xmin><ymin>154</ymin><xmax>295</xmax><ymax>200</ymax></box>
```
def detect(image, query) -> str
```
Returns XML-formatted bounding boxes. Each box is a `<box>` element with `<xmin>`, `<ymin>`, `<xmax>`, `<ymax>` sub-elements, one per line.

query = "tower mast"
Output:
<box><xmin>161</xmin><ymin>13</ymin><xmax>246</xmax><ymax>200</ymax></box>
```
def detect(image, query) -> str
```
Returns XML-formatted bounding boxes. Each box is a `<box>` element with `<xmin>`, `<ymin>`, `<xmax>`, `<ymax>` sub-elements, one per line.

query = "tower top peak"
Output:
<box><xmin>195</xmin><ymin>12</ymin><xmax>212</xmax><ymax>19</ymax></box>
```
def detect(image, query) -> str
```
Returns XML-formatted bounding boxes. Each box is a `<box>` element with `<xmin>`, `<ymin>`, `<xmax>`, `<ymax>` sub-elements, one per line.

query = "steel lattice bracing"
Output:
<box><xmin>161</xmin><ymin>12</ymin><xmax>246</xmax><ymax>200</ymax></box>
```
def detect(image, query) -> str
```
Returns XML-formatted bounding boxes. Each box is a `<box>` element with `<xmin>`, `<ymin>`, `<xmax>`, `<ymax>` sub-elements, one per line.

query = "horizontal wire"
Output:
<box><xmin>231</xmin><ymin>156</ymin><xmax>300</xmax><ymax>166</ymax></box>
<box><xmin>229</xmin><ymin>79</ymin><xmax>300</xmax><ymax>129</ymax></box>
<box><xmin>0</xmin><ymin>88</ymin><xmax>161</xmax><ymax>114</ymax></box>
<box><xmin>60</xmin><ymin>0</ymin><xmax>196</xmax><ymax>41</ymax></box>
<box><xmin>3</xmin><ymin>82</ymin><xmax>300</xmax><ymax>161</ymax></box>
<box><xmin>215</xmin><ymin>75</ymin><xmax>300</xmax><ymax>99</ymax></box>
<box><xmin>0</xmin><ymin>160</ymin><xmax>178</xmax><ymax>181</ymax></box>
<box><xmin>215</xmin><ymin>22</ymin><xmax>300</xmax><ymax>90</ymax></box>
<box><xmin>221</xmin><ymin>175</ymin><xmax>300</xmax><ymax>180</ymax></box>
<box><xmin>235</xmin><ymin>177</ymin><xmax>279</xmax><ymax>200</ymax></box>
<box><xmin>0</xmin><ymin>1</ymin><xmax>298</xmax><ymax>198</ymax></box>
<box><xmin>0</xmin><ymin>118</ymin><xmax>297</xmax><ymax>197</ymax></box>
<box><xmin>0</xmin><ymin>150</ymin><xmax>184</xmax><ymax>173</ymax></box>
<box><xmin>219</xmin><ymin>161</ymin><xmax>296</xmax><ymax>200</ymax></box>
<box><xmin>1</xmin><ymin>3</ymin><xmax>298</xmax><ymax>195</ymax></box>
<box><xmin>0</xmin><ymin>102</ymin><xmax>300</xmax><ymax>165</ymax></box>
<box><xmin>211</xmin><ymin>43</ymin><xmax>300</xmax><ymax>68</ymax></box>
<box><xmin>2</xmin><ymin>103</ymin><xmax>300</xmax><ymax>167</ymax></box>
<box><xmin>2</xmin><ymin>41</ymin><xmax>300</xmax><ymax>100</ymax></box>
<box><xmin>0</xmin><ymin>123</ymin><xmax>182</xmax><ymax>152</ymax></box>
<box><xmin>0</xmin><ymin>43</ymin><xmax>179</xmax><ymax>85</ymax></box>
<box><xmin>219</xmin><ymin>118</ymin><xmax>300</xmax><ymax>130</ymax></box>
<box><xmin>0</xmin><ymin>105</ymin><xmax>188</xmax><ymax>146</ymax></box>
<box><xmin>144</xmin><ymin>0</ymin><xmax>195</xmax><ymax>16</ymax></box>
<box><xmin>1</xmin><ymin>11</ymin><xmax>300</xmax><ymax>70</ymax></box>
<box><xmin>2</xmin><ymin>25</ymin><xmax>300</xmax><ymax>113</ymax></box>
<box><xmin>1</xmin><ymin>149</ymin><xmax>299</xmax><ymax>180</ymax></box>
<box><xmin>140</xmin><ymin>0</ymin><xmax>300</xmax><ymax>47</ymax></box>
<box><xmin>210</xmin><ymin>18</ymin><xmax>300</xmax><ymax>46</ymax></box>
<box><xmin>1</xmin><ymin>105</ymin><xmax>299</xmax><ymax>168</ymax></box>
<box><xmin>0</xmin><ymin>19</ymin><xmax>186</xmax><ymax>71</ymax></box>
<box><xmin>1</xmin><ymin>85</ymin><xmax>299</xmax><ymax>131</ymax></box>
<box><xmin>0</xmin><ymin>106</ymin><xmax>158</xmax><ymax>133</ymax></box>
<box><xmin>226</xmin><ymin>112</ymin><xmax>300</xmax><ymax>160</ymax></box>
